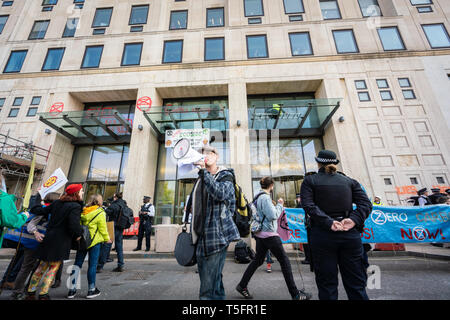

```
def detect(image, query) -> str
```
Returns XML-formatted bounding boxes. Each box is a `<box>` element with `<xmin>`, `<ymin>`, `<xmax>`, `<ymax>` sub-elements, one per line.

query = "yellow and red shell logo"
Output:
<box><xmin>44</xmin><ymin>176</ymin><xmax>58</xmax><ymax>188</ymax></box>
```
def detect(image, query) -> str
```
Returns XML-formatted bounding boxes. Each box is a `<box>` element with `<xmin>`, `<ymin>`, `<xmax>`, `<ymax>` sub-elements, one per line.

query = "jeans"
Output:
<box><xmin>266</xmin><ymin>251</ymin><xmax>273</xmax><ymax>264</ymax></box>
<box><xmin>197</xmin><ymin>246</ymin><xmax>228</xmax><ymax>300</ymax></box>
<box><xmin>114</xmin><ymin>227</ymin><xmax>124</xmax><ymax>267</ymax></box>
<box><xmin>239</xmin><ymin>236</ymin><xmax>299</xmax><ymax>298</ymax></box>
<box><xmin>71</xmin><ymin>243</ymin><xmax>101</xmax><ymax>291</ymax></box>
<box><xmin>97</xmin><ymin>242</ymin><xmax>112</xmax><ymax>269</ymax></box>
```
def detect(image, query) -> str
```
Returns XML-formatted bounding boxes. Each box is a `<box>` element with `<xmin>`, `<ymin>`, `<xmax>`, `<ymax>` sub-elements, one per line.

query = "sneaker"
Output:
<box><xmin>112</xmin><ymin>266</ymin><xmax>123</xmax><ymax>272</ymax></box>
<box><xmin>106</xmin><ymin>258</ymin><xmax>114</xmax><ymax>263</ymax></box>
<box><xmin>236</xmin><ymin>285</ymin><xmax>253</xmax><ymax>299</ymax></box>
<box><xmin>266</xmin><ymin>263</ymin><xmax>272</xmax><ymax>273</ymax></box>
<box><xmin>51</xmin><ymin>279</ymin><xmax>61</xmax><ymax>288</ymax></box>
<box><xmin>10</xmin><ymin>292</ymin><xmax>24</xmax><ymax>300</ymax></box>
<box><xmin>67</xmin><ymin>289</ymin><xmax>77</xmax><ymax>299</ymax></box>
<box><xmin>38</xmin><ymin>294</ymin><xmax>51</xmax><ymax>300</ymax></box>
<box><xmin>86</xmin><ymin>288</ymin><xmax>101</xmax><ymax>299</ymax></box>
<box><xmin>293</xmin><ymin>289</ymin><xmax>312</xmax><ymax>301</ymax></box>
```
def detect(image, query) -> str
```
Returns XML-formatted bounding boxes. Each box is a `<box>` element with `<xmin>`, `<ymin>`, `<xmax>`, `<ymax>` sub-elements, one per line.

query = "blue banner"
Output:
<box><xmin>280</xmin><ymin>205</ymin><xmax>450</xmax><ymax>244</ymax></box>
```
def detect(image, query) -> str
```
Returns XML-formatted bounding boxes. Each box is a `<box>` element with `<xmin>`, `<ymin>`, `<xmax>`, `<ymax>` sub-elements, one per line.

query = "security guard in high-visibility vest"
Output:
<box><xmin>300</xmin><ymin>150</ymin><xmax>372</xmax><ymax>300</ymax></box>
<box><xmin>268</xmin><ymin>104</ymin><xmax>283</xmax><ymax>119</ymax></box>
<box><xmin>373</xmin><ymin>196</ymin><xmax>383</xmax><ymax>206</ymax></box>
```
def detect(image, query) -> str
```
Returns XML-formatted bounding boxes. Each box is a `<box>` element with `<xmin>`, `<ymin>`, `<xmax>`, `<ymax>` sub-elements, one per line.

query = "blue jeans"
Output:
<box><xmin>71</xmin><ymin>243</ymin><xmax>101</xmax><ymax>291</ymax></box>
<box><xmin>197</xmin><ymin>246</ymin><xmax>228</xmax><ymax>300</ymax></box>
<box><xmin>266</xmin><ymin>251</ymin><xmax>273</xmax><ymax>264</ymax></box>
<box><xmin>114</xmin><ymin>227</ymin><xmax>124</xmax><ymax>267</ymax></box>
<box><xmin>97</xmin><ymin>242</ymin><xmax>112</xmax><ymax>269</ymax></box>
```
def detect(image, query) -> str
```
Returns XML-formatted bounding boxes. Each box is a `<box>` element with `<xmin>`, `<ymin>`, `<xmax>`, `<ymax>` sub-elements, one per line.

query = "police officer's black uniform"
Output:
<box><xmin>300</xmin><ymin>150</ymin><xmax>372</xmax><ymax>300</ymax></box>
<box><xmin>134</xmin><ymin>197</ymin><xmax>154</xmax><ymax>252</ymax></box>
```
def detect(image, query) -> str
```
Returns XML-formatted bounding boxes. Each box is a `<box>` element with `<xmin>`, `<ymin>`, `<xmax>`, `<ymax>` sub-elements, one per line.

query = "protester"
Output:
<box><xmin>187</xmin><ymin>145</ymin><xmax>240</xmax><ymax>300</ymax></box>
<box><xmin>300</xmin><ymin>150</ymin><xmax>372</xmax><ymax>300</ymax></box>
<box><xmin>0</xmin><ymin>189</ymin><xmax>29</xmax><ymax>247</ymax></box>
<box><xmin>236</xmin><ymin>176</ymin><xmax>311</xmax><ymax>300</ymax></box>
<box><xmin>134</xmin><ymin>196</ymin><xmax>154</xmax><ymax>252</ymax></box>
<box><xmin>25</xmin><ymin>184</ymin><xmax>84</xmax><ymax>300</ymax></box>
<box><xmin>104</xmin><ymin>192</ymin><xmax>127</xmax><ymax>272</ymax></box>
<box><xmin>10</xmin><ymin>192</ymin><xmax>59</xmax><ymax>300</ymax></box>
<box><xmin>97</xmin><ymin>200</ymin><xmax>113</xmax><ymax>273</ymax></box>
<box><xmin>68</xmin><ymin>194</ymin><xmax>111</xmax><ymax>299</ymax></box>
<box><xmin>295</xmin><ymin>193</ymin><xmax>311</xmax><ymax>265</ymax></box>
<box><xmin>265</xmin><ymin>251</ymin><xmax>273</xmax><ymax>273</ymax></box>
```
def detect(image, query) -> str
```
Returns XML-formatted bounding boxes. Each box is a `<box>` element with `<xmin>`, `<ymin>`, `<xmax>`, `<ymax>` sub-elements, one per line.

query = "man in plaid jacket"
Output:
<box><xmin>193</xmin><ymin>145</ymin><xmax>240</xmax><ymax>300</ymax></box>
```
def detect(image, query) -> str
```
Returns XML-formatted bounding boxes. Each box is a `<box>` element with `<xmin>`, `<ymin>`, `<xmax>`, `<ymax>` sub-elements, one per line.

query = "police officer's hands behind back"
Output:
<box><xmin>331</xmin><ymin>220</ymin><xmax>344</xmax><ymax>232</ymax></box>
<box><xmin>341</xmin><ymin>218</ymin><xmax>355</xmax><ymax>231</ymax></box>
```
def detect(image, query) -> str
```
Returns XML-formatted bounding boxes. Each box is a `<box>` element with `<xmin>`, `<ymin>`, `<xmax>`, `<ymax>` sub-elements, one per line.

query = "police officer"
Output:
<box><xmin>428</xmin><ymin>188</ymin><xmax>445</xmax><ymax>205</ymax></box>
<box><xmin>417</xmin><ymin>188</ymin><xmax>431</xmax><ymax>207</ymax></box>
<box><xmin>133</xmin><ymin>196</ymin><xmax>154</xmax><ymax>252</ymax></box>
<box><xmin>300</xmin><ymin>150</ymin><xmax>372</xmax><ymax>300</ymax></box>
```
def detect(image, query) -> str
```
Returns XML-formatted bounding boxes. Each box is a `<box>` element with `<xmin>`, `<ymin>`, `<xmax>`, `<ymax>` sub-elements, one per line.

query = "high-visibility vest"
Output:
<box><xmin>373</xmin><ymin>201</ymin><xmax>383</xmax><ymax>206</ymax></box>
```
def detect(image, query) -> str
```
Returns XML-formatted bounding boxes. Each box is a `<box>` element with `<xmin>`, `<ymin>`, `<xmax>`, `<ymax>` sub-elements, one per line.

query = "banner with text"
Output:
<box><xmin>280</xmin><ymin>206</ymin><xmax>450</xmax><ymax>243</ymax></box>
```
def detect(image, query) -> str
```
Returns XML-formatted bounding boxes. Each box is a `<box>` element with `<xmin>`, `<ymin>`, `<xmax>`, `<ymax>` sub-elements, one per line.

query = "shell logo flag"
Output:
<box><xmin>39</xmin><ymin>168</ymin><xmax>68</xmax><ymax>199</ymax></box>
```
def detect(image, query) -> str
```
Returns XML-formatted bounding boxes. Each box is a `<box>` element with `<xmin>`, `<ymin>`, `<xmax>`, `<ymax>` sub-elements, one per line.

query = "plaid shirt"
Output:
<box><xmin>196</xmin><ymin>168</ymin><xmax>240</xmax><ymax>257</ymax></box>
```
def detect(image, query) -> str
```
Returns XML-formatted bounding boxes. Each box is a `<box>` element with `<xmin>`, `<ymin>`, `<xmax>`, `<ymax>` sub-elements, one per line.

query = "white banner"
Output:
<box><xmin>39</xmin><ymin>168</ymin><xmax>68</xmax><ymax>199</ymax></box>
<box><xmin>165</xmin><ymin>129</ymin><xmax>210</xmax><ymax>149</ymax></box>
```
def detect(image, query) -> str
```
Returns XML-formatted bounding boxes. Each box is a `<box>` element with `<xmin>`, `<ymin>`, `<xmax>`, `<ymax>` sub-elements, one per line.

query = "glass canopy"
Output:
<box><xmin>143</xmin><ymin>104</ymin><xmax>229</xmax><ymax>137</ymax></box>
<box><xmin>38</xmin><ymin>109</ymin><xmax>132</xmax><ymax>145</ymax></box>
<box><xmin>248</xmin><ymin>98</ymin><xmax>342</xmax><ymax>136</ymax></box>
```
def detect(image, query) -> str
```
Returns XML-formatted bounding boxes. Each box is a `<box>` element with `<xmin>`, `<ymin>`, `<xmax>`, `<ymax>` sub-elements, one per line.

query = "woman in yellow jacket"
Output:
<box><xmin>68</xmin><ymin>194</ymin><xmax>111</xmax><ymax>299</ymax></box>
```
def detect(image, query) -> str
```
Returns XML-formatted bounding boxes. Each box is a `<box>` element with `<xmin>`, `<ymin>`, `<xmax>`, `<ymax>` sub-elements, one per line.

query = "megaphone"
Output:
<box><xmin>172</xmin><ymin>138</ymin><xmax>205</xmax><ymax>175</ymax></box>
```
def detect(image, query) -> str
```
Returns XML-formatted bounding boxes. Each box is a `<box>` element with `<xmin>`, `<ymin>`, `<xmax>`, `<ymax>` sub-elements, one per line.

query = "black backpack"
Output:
<box><xmin>117</xmin><ymin>204</ymin><xmax>134</xmax><ymax>230</ymax></box>
<box><xmin>234</xmin><ymin>240</ymin><xmax>255</xmax><ymax>264</ymax></box>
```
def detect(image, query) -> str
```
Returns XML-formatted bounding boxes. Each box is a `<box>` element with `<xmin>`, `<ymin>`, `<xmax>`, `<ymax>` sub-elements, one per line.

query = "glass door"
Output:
<box><xmin>175</xmin><ymin>179</ymin><xmax>195</xmax><ymax>225</ymax></box>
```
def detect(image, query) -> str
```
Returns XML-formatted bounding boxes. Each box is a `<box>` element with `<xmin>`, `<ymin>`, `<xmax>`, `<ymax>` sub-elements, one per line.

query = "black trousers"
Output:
<box><xmin>238</xmin><ymin>236</ymin><xmax>299</xmax><ymax>298</ymax></box>
<box><xmin>309</xmin><ymin>226</ymin><xmax>369</xmax><ymax>300</ymax></box>
<box><xmin>137</xmin><ymin>220</ymin><xmax>152</xmax><ymax>250</ymax></box>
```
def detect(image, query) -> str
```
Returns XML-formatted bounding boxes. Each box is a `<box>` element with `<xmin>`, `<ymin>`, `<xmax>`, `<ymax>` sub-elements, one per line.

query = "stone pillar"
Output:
<box><xmin>122</xmin><ymin>87</ymin><xmax>161</xmax><ymax>216</ymax></box>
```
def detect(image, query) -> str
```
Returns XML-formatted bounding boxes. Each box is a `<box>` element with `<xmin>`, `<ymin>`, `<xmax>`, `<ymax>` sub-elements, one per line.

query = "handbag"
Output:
<box><xmin>174</xmin><ymin>224</ymin><xmax>197</xmax><ymax>267</ymax></box>
<box><xmin>77</xmin><ymin>211</ymin><xmax>102</xmax><ymax>251</ymax></box>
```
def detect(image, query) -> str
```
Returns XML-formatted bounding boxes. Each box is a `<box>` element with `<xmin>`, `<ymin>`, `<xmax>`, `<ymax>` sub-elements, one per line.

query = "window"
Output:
<box><xmin>248</xmin><ymin>18</ymin><xmax>262</xmax><ymax>24</ymax></box>
<box><xmin>31</xmin><ymin>96</ymin><xmax>41</xmax><ymax>105</ymax></box>
<box><xmin>283</xmin><ymin>0</ymin><xmax>304</xmax><ymax>14</ymax></box>
<box><xmin>204</xmin><ymin>37</ymin><xmax>225</xmax><ymax>61</ymax></box>
<box><xmin>129</xmin><ymin>5</ymin><xmax>149</xmax><ymax>25</ymax></box>
<box><xmin>422</xmin><ymin>24</ymin><xmax>450</xmax><ymax>49</ymax></box>
<box><xmin>380</xmin><ymin>90</ymin><xmax>393</xmax><ymax>100</ymax></box>
<box><xmin>28</xmin><ymin>20</ymin><xmax>50</xmax><ymax>40</ymax></box>
<box><xmin>42</xmin><ymin>6</ymin><xmax>53</xmax><ymax>12</ymax></box>
<box><xmin>417</xmin><ymin>6</ymin><xmax>433</xmax><ymax>13</ymax></box>
<box><xmin>207</xmin><ymin>8</ymin><xmax>224</xmax><ymax>27</ymax></box>
<box><xmin>358</xmin><ymin>0</ymin><xmax>381</xmax><ymax>17</ymax></box>
<box><xmin>42</xmin><ymin>48</ymin><xmax>65</xmax><ymax>71</ymax></box>
<box><xmin>62</xmin><ymin>18</ymin><xmax>79</xmax><ymax>37</ymax></box>
<box><xmin>93</xmin><ymin>28</ymin><xmax>105</xmax><ymax>35</ymax></box>
<box><xmin>121</xmin><ymin>43</ymin><xmax>143</xmax><ymax>66</ymax></box>
<box><xmin>402</xmin><ymin>90</ymin><xmax>416</xmax><ymax>99</ymax></box>
<box><xmin>13</xmin><ymin>97</ymin><xmax>23</xmax><ymax>106</ymax></box>
<box><xmin>410</xmin><ymin>177</ymin><xmax>418</xmax><ymax>185</ymax></box>
<box><xmin>2</xmin><ymin>1</ymin><xmax>13</xmax><ymax>7</ymax></box>
<box><xmin>320</xmin><ymin>0</ymin><xmax>341</xmax><ymax>20</ymax></box>
<box><xmin>289</xmin><ymin>15</ymin><xmax>303</xmax><ymax>22</ymax></box>
<box><xmin>358</xmin><ymin>92</ymin><xmax>371</xmax><ymax>102</ymax></box>
<box><xmin>169</xmin><ymin>10</ymin><xmax>188</xmax><ymax>30</ymax></box>
<box><xmin>81</xmin><ymin>46</ymin><xmax>103</xmax><ymax>68</ymax></box>
<box><xmin>355</xmin><ymin>80</ymin><xmax>367</xmax><ymax>89</ymax></box>
<box><xmin>436</xmin><ymin>176</ymin><xmax>445</xmax><ymax>184</ymax></box>
<box><xmin>8</xmin><ymin>108</ymin><xmax>19</xmax><ymax>117</ymax></box>
<box><xmin>92</xmin><ymin>8</ymin><xmax>113</xmax><ymax>28</ymax></box>
<box><xmin>42</xmin><ymin>0</ymin><xmax>57</xmax><ymax>5</ymax></box>
<box><xmin>244</xmin><ymin>0</ymin><xmax>264</xmax><ymax>17</ymax></box>
<box><xmin>377</xmin><ymin>27</ymin><xmax>406</xmax><ymax>51</ymax></box>
<box><xmin>398</xmin><ymin>78</ymin><xmax>411</xmax><ymax>87</ymax></box>
<box><xmin>376</xmin><ymin>79</ymin><xmax>389</xmax><ymax>88</ymax></box>
<box><xmin>332</xmin><ymin>30</ymin><xmax>359</xmax><ymax>53</ymax></box>
<box><xmin>384</xmin><ymin>178</ymin><xmax>392</xmax><ymax>185</ymax></box>
<box><xmin>74</xmin><ymin>0</ymin><xmax>84</xmax><ymax>9</ymax></box>
<box><xmin>3</xmin><ymin>50</ymin><xmax>27</xmax><ymax>73</ymax></box>
<box><xmin>0</xmin><ymin>15</ymin><xmax>8</xmax><ymax>34</ymax></box>
<box><xmin>0</xmin><ymin>98</ymin><xmax>5</xmax><ymax>107</ymax></box>
<box><xmin>289</xmin><ymin>32</ymin><xmax>313</xmax><ymax>56</ymax></box>
<box><xmin>27</xmin><ymin>107</ymin><xmax>38</xmax><ymax>117</ymax></box>
<box><xmin>162</xmin><ymin>40</ymin><xmax>183</xmax><ymax>63</ymax></box>
<box><xmin>410</xmin><ymin>0</ymin><xmax>432</xmax><ymax>4</ymax></box>
<box><xmin>130</xmin><ymin>26</ymin><xmax>143</xmax><ymax>32</ymax></box>
<box><xmin>246</xmin><ymin>35</ymin><xmax>268</xmax><ymax>58</ymax></box>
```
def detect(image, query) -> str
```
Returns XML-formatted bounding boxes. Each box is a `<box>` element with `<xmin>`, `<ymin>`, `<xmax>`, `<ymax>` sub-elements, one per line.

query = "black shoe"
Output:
<box><xmin>112</xmin><ymin>266</ymin><xmax>123</xmax><ymax>272</ymax></box>
<box><xmin>145</xmin><ymin>248</ymin><xmax>150</xmax><ymax>252</ymax></box>
<box><xmin>51</xmin><ymin>279</ymin><xmax>61</xmax><ymax>288</ymax></box>
<box><xmin>86</xmin><ymin>288</ymin><xmax>101</xmax><ymax>299</ymax></box>
<box><xmin>133</xmin><ymin>248</ymin><xmax>141</xmax><ymax>252</ymax></box>
<box><xmin>236</xmin><ymin>285</ymin><xmax>253</xmax><ymax>299</ymax></box>
<box><xmin>67</xmin><ymin>289</ymin><xmax>77</xmax><ymax>299</ymax></box>
<box><xmin>293</xmin><ymin>289</ymin><xmax>312</xmax><ymax>300</ymax></box>
<box><xmin>38</xmin><ymin>294</ymin><xmax>51</xmax><ymax>300</ymax></box>
<box><xmin>24</xmin><ymin>292</ymin><xmax>36</xmax><ymax>301</ymax></box>
<box><xmin>10</xmin><ymin>292</ymin><xmax>24</xmax><ymax>300</ymax></box>
<box><xmin>106</xmin><ymin>258</ymin><xmax>114</xmax><ymax>263</ymax></box>
<box><xmin>301</xmin><ymin>260</ymin><xmax>310</xmax><ymax>265</ymax></box>
<box><xmin>96</xmin><ymin>267</ymin><xmax>103</xmax><ymax>274</ymax></box>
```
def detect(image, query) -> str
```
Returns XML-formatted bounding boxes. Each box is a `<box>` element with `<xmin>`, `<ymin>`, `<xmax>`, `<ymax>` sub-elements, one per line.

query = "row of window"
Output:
<box><xmin>355</xmin><ymin>78</ymin><xmax>417</xmax><ymax>102</ymax></box>
<box><xmin>0</xmin><ymin>96</ymin><xmax>41</xmax><ymax>118</ymax></box>
<box><xmin>383</xmin><ymin>176</ymin><xmax>447</xmax><ymax>187</ymax></box>
<box><xmin>3</xmin><ymin>22</ymin><xmax>450</xmax><ymax>74</ymax></box>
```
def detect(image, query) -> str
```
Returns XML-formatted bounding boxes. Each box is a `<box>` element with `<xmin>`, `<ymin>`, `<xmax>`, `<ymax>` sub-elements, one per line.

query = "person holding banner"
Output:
<box><xmin>300</xmin><ymin>150</ymin><xmax>372</xmax><ymax>300</ymax></box>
